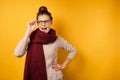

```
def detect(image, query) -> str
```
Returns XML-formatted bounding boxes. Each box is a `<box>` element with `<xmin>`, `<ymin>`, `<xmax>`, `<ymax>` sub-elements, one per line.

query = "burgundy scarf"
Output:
<box><xmin>24</xmin><ymin>28</ymin><xmax>56</xmax><ymax>80</ymax></box>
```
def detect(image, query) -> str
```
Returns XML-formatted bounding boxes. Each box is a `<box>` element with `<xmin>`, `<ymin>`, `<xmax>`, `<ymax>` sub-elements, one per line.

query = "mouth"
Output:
<box><xmin>41</xmin><ymin>28</ymin><xmax>47</xmax><ymax>30</ymax></box>
<box><xmin>40</xmin><ymin>27</ymin><xmax>50</xmax><ymax>33</ymax></box>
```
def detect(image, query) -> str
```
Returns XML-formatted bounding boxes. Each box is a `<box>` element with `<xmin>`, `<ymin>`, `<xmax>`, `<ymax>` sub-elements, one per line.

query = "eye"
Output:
<box><xmin>37</xmin><ymin>20</ymin><xmax>52</xmax><ymax>25</ymax></box>
<box><xmin>37</xmin><ymin>21</ymin><xmax>41</xmax><ymax>23</ymax></box>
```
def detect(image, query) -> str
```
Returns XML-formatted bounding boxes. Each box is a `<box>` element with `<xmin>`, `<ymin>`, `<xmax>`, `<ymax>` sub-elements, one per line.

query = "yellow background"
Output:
<box><xmin>0</xmin><ymin>0</ymin><xmax>120</xmax><ymax>80</ymax></box>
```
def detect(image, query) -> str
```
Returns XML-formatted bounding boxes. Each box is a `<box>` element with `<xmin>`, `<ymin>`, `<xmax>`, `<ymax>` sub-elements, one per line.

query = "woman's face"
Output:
<box><xmin>37</xmin><ymin>14</ymin><xmax>52</xmax><ymax>33</ymax></box>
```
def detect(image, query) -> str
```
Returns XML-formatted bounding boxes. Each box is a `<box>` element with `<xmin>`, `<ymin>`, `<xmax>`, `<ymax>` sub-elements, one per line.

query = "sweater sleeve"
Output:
<box><xmin>14</xmin><ymin>39</ymin><xmax>29</xmax><ymax>58</ymax></box>
<box><xmin>58</xmin><ymin>36</ymin><xmax>77</xmax><ymax>59</ymax></box>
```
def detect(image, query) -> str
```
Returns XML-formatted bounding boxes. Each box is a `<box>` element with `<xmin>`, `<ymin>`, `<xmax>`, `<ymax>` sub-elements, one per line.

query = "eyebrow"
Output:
<box><xmin>37</xmin><ymin>20</ymin><xmax>51</xmax><ymax>23</ymax></box>
<box><xmin>38</xmin><ymin>20</ymin><xmax>51</xmax><ymax>21</ymax></box>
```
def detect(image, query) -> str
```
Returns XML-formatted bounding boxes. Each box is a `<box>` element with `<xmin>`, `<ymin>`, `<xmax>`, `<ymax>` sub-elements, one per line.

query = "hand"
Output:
<box><xmin>23</xmin><ymin>20</ymin><xmax>37</xmax><ymax>41</ymax></box>
<box><xmin>52</xmin><ymin>58</ymin><xmax>71</xmax><ymax>71</ymax></box>
<box><xmin>27</xmin><ymin>20</ymin><xmax>37</xmax><ymax>33</ymax></box>
<box><xmin>52</xmin><ymin>63</ymin><xmax>65</xmax><ymax>71</ymax></box>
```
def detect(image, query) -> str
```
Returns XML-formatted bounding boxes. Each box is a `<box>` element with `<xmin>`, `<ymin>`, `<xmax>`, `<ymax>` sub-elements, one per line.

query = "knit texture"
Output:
<box><xmin>24</xmin><ymin>28</ymin><xmax>56</xmax><ymax>80</ymax></box>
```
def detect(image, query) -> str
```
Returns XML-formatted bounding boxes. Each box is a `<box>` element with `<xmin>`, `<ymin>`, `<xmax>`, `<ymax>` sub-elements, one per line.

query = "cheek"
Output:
<box><xmin>38</xmin><ymin>25</ymin><xmax>50</xmax><ymax>28</ymax></box>
<box><xmin>38</xmin><ymin>24</ymin><xmax>51</xmax><ymax>27</ymax></box>
<box><xmin>46</xmin><ymin>25</ymin><xmax>51</xmax><ymax>28</ymax></box>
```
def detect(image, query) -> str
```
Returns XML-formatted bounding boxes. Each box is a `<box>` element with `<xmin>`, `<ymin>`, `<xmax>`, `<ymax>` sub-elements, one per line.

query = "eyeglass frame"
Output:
<box><xmin>37</xmin><ymin>20</ymin><xmax>52</xmax><ymax>26</ymax></box>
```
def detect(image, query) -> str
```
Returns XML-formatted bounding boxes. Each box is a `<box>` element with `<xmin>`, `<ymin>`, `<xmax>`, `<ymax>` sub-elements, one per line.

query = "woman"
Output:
<box><xmin>14</xmin><ymin>6</ymin><xmax>77</xmax><ymax>80</ymax></box>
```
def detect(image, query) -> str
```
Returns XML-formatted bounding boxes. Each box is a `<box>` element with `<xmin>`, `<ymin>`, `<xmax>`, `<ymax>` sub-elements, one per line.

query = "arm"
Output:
<box><xmin>14</xmin><ymin>39</ymin><xmax>29</xmax><ymax>57</ymax></box>
<box><xmin>14</xmin><ymin>20</ymin><xmax>36</xmax><ymax>57</ymax></box>
<box><xmin>60</xmin><ymin>57</ymin><xmax>72</xmax><ymax>70</ymax></box>
<box><xmin>53</xmin><ymin>36</ymin><xmax>77</xmax><ymax>70</ymax></box>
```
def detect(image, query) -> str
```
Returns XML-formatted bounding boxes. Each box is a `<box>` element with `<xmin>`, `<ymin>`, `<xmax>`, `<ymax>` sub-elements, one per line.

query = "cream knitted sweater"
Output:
<box><xmin>14</xmin><ymin>36</ymin><xmax>77</xmax><ymax>80</ymax></box>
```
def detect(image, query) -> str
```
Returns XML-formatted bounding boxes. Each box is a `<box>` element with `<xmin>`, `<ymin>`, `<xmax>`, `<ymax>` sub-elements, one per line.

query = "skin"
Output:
<box><xmin>23</xmin><ymin>14</ymin><xmax>71</xmax><ymax>71</ymax></box>
<box><xmin>37</xmin><ymin>14</ymin><xmax>52</xmax><ymax>33</ymax></box>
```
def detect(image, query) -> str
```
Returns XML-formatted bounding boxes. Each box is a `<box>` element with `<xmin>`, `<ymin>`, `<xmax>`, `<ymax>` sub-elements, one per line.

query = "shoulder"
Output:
<box><xmin>56</xmin><ymin>36</ymin><xmax>66</xmax><ymax>42</ymax></box>
<box><xmin>55</xmin><ymin>36</ymin><xmax>68</xmax><ymax>47</ymax></box>
<box><xmin>56</xmin><ymin>36</ymin><xmax>65</xmax><ymax>40</ymax></box>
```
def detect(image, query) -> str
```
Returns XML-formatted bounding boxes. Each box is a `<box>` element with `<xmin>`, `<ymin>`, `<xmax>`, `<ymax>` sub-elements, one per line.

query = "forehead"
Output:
<box><xmin>38</xmin><ymin>14</ymin><xmax>50</xmax><ymax>21</ymax></box>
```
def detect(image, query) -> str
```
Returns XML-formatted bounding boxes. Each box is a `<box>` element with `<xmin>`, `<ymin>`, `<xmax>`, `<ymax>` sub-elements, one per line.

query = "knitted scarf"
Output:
<box><xmin>24</xmin><ymin>28</ymin><xmax>56</xmax><ymax>80</ymax></box>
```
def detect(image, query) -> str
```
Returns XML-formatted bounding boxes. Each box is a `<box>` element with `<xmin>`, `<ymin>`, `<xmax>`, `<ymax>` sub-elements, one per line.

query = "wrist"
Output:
<box><xmin>23</xmin><ymin>30</ymin><xmax>31</xmax><ymax>41</ymax></box>
<box><xmin>61</xmin><ymin>64</ymin><xmax>66</xmax><ymax>70</ymax></box>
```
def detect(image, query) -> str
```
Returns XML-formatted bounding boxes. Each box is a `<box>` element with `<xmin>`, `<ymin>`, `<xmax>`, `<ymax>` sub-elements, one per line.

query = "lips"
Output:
<box><xmin>39</xmin><ymin>27</ymin><xmax>50</xmax><ymax>33</ymax></box>
<box><xmin>41</xmin><ymin>28</ymin><xmax>47</xmax><ymax>30</ymax></box>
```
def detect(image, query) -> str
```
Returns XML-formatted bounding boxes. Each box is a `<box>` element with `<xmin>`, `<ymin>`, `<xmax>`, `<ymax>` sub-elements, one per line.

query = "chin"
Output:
<box><xmin>42</xmin><ymin>29</ymin><xmax>50</xmax><ymax>33</ymax></box>
<box><xmin>44</xmin><ymin>31</ymin><xmax>49</xmax><ymax>33</ymax></box>
<box><xmin>45</xmin><ymin>29</ymin><xmax>51</xmax><ymax>33</ymax></box>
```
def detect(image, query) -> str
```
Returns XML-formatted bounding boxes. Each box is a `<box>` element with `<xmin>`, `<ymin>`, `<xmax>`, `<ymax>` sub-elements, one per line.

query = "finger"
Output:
<box><xmin>31</xmin><ymin>21</ymin><xmax>36</xmax><ymax>25</ymax></box>
<box><xmin>52</xmin><ymin>64</ymin><xmax>56</xmax><ymax>69</ymax></box>
<box><xmin>29</xmin><ymin>20</ymin><xmax>36</xmax><ymax>25</ymax></box>
<box><xmin>55</xmin><ymin>64</ymin><xmax>62</xmax><ymax>70</ymax></box>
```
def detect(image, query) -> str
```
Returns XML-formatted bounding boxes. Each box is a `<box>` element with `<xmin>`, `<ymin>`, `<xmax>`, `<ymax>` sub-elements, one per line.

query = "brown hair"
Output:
<box><xmin>36</xmin><ymin>6</ymin><xmax>52</xmax><ymax>20</ymax></box>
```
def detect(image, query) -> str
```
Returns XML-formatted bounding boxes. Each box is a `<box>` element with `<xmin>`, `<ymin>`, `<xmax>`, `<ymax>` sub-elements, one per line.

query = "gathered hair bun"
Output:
<box><xmin>36</xmin><ymin>6</ymin><xmax>52</xmax><ymax>20</ymax></box>
<box><xmin>39</xmin><ymin>6</ymin><xmax>48</xmax><ymax>13</ymax></box>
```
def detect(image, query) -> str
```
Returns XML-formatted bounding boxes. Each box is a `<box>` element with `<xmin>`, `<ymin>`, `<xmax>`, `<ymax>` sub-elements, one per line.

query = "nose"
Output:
<box><xmin>41</xmin><ymin>22</ymin><xmax>46</xmax><ymax>26</ymax></box>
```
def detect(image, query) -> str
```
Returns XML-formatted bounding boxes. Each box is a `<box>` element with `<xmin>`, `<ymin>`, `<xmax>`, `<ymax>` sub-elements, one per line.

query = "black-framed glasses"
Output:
<box><xmin>37</xmin><ymin>20</ymin><xmax>52</xmax><ymax>26</ymax></box>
